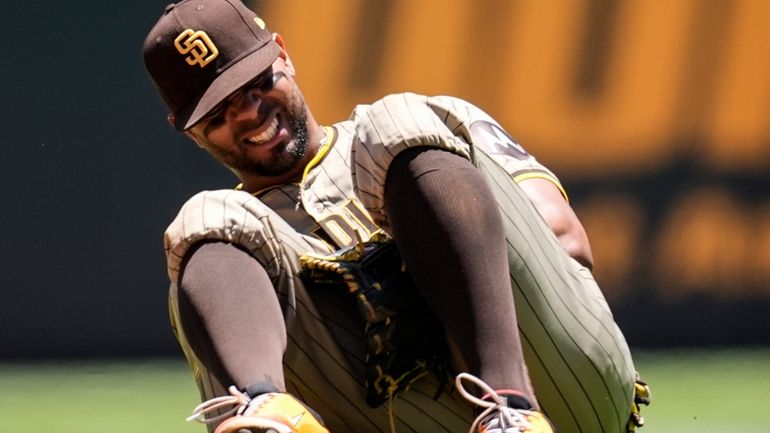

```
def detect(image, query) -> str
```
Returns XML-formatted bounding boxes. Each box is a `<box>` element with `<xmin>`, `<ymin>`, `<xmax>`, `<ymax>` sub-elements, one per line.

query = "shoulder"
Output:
<box><xmin>164</xmin><ymin>189</ymin><xmax>275</xmax><ymax>282</ymax></box>
<box><xmin>348</xmin><ymin>92</ymin><xmax>476</xmax><ymax>153</ymax></box>
<box><xmin>350</xmin><ymin>92</ymin><xmax>483</xmax><ymax>121</ymax></box>
<box><xmin>350</xmin><ymin>92</ymin><xmax>500</xmax><ymax>141</ymax></box>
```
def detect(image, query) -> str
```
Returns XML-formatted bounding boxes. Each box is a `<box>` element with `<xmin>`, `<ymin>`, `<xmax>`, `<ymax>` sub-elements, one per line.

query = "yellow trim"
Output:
<box><xmin>513</xmin><ymin>172</ymin><xmax>569</xmax><ymax>203</ymax></box>
<box><xmin>301</xmin><ymin>126</ymin><xmax>335</xmax><ymax>181</ymax></box>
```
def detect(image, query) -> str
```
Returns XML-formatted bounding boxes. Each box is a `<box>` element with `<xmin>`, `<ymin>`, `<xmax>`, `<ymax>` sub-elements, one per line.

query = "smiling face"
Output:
<box><xmin>183</xmin><ymin>38</ymin><xmax>318</xmax><ymax>190</ymax></box>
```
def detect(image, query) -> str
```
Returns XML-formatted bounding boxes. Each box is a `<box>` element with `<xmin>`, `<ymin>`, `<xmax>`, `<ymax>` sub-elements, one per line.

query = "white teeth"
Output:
<box><xmin>247</xmin><ymin>117</ymin><xmax>279</xmax><ymax>144</ymax></box>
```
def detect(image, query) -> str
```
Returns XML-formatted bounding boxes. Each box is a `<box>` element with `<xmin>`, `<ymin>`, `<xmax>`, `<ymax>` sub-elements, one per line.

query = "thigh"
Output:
<box><xmin>473</xmin><ymin>150</ymin><xmax>637</xmax><ymax>433</ymax></box>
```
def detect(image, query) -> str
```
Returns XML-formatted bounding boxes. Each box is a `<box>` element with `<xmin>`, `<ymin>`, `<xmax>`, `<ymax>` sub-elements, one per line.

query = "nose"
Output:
<box><xmin>227</xmin><ymin>88</ymin><xmax>263</xmax><ymax>123</ymax></box>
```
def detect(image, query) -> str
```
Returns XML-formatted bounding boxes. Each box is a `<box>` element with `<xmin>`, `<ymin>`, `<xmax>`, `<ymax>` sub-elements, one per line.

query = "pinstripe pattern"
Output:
<box><xmin>163</xmin><ymin>92</ymin><xmax>635</xmax><ymax>433</ymax></box>
<box><xmin>476</xmin><ymin>152</ymin><xmax>634</xmax><ymax>433</ymax></box>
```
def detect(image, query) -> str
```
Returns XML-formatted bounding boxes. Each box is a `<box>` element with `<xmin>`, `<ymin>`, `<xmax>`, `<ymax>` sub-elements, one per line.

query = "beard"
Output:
<box><xmin>215</xmin><ymin>90</ymin><xmax>311</xmax><ymax>178</ymax></box>
<box><xmin>235</xmin><ymin>106</ymin><xmax>309</xmax><ymax>177</ymax></box>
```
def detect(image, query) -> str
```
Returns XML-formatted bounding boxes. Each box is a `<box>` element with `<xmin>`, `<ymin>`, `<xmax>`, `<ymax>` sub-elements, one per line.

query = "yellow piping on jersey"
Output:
<box><xmin>513</xmin><ymin>172</ymin><xmax>569</xmax><ymax>203</ymax></box>
<box><xmin>301</xmin><ymin>125</ymin><xmax>335</xmax><ymax>182</ymax></box>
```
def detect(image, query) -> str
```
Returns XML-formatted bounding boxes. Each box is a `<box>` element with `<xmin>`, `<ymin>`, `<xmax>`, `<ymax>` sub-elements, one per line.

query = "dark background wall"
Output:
<box><xmin>1</xmin><ymin>1</ymin><xmax>234</xmax><ymax>358</ymax></box>
<box><xmin>2</xmin><ymin>1</ymin><xmax>768</xmax><ymax>359</ymax></box>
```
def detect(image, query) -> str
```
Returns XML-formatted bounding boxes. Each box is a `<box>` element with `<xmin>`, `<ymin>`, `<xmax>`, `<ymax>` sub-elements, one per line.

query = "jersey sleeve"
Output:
<box><xmin>448</xmin><ymin>96</ymin><xmax>566</xmax><ymax>199</ymax></box>
<box><xmin>164</xmin><ymin>189</ymin><xmax>329</xmax><ymax>284</ymax></box>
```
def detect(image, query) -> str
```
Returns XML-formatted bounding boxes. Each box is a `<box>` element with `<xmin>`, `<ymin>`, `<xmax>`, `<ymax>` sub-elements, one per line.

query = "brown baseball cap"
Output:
<box><xmin>143</xmin><ymin>0</ymin><xmax>280</xmax><ymax>131</ymax></box>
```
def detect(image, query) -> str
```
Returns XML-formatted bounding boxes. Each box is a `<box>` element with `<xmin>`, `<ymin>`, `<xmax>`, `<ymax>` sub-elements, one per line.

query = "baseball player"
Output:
<box><xmin>143</xmin><ymin>1</ymin><xmax>649</xmax><ymax>433</ymax></box>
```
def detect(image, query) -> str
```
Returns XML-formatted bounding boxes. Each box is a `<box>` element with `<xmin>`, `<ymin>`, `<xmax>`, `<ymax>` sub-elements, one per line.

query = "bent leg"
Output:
<box><xmin>473</xmin><ymin>149</ymin><xmax>637</xmax><ymax>433</ymax></box>
<box><xmin>383</xmin><ymin>147</ymin><xmax>637</xmax><ymax>433</ymax></box>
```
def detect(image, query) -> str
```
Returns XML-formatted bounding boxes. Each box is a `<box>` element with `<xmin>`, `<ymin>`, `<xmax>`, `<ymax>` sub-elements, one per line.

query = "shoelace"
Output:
<box><xmin>186</xmin><ymin>385</ymin><xmax>251</xmax><ymax>425</ymax></box>
<box><xmin>456</xmin><ymin>373</ymin><xmax>532</xmax><ymax>433</ymax></box>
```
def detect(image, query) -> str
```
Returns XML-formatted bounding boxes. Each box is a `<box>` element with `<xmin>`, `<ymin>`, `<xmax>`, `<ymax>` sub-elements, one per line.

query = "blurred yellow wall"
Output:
<box><xmin>253</xmin><ymin>0</ymin><xmax>770</xmax><ymax>302</ymax></box>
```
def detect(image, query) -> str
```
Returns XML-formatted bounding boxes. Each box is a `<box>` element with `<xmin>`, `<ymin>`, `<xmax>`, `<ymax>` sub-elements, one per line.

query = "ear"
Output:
<box><xmin>272</xmin><ymin>33</ymin><xmax>295</xmax><ymax>76</ymax></box>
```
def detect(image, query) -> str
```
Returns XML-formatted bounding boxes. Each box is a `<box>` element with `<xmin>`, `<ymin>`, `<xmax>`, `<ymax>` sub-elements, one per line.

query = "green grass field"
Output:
<box><xmin>1</xmin><ymin>348</ymin><xmax>767</xmax><ymax>432</ymax></box>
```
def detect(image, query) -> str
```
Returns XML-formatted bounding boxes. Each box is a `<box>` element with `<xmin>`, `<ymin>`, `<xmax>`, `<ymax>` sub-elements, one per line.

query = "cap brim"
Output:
<box><xmin>175</xmin><ymin>40</ymin><xmax>282</xmax><ymax>131</ymax></box>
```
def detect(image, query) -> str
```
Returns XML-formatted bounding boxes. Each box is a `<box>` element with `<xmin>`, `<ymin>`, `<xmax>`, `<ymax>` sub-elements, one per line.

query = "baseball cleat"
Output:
<box><xmin>456</xmin><ymin>372</ymin><xmax>554</xmax><ymax>433</ymax></box>
<box><xmin>187</xmin><ymin>386</ymin><xmax>330</xmax><ymax>433</ymax></box>
<box><xmin>474</xmin><ymin>410</ymin><xmax>554</xmax><ymax>433</ymax></box>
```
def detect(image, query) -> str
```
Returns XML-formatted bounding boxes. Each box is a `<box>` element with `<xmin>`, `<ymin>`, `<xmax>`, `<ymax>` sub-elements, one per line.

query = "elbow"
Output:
<box><xmin>559</xmin><ymin>233</ymin><xmax>594</xmax><ymax>269</ymax></box>
<box><xmin>545</xmin><ymin>210</ymin><xmax>595</xmax><ymax>269</ymax></box>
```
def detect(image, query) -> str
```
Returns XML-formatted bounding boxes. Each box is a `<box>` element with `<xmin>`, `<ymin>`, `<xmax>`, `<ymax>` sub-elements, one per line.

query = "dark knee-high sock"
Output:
<box><xmin>384</xmin><ymin>147</ymin><xmax>535</xmax><ymax>405</ymax></box>
<box><xmin>177</xmin><ymin>242</ymin><xmax>286</xmax><ymax>393</ymax></box>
